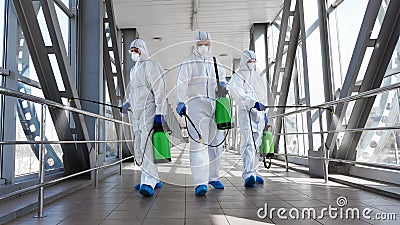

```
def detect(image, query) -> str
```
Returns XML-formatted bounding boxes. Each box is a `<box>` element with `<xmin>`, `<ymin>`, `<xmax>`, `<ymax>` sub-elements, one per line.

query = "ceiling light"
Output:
<box><xmin>152</xmin><ymin>36</ymin><xmax>163</xmax><ymax>41</ymax></box>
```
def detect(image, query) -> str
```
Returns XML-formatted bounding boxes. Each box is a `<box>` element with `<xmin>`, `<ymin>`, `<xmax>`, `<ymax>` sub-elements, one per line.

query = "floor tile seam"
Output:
<box><xmin>214</xmin><ymin>194</ymin><xmax>231</xmax><ymax>225</ymax></box>
<box><xmin>207</xmin><ymin>176</ymin><xmax>241</xmax><ymax>225</ymax></box>
<box><xmin>222</xmin><ymin>175</ymin><xmax>259</xmax><ymax>223</ymax></box>
<box><xmin>224</xmin><ymin>176</ymin><xmax>250</xmax><ymax>198</ymax></box>
<box><xmin>108</xmin><ymin>176</ymin><xmax>136</xmax><ymax>210</ymax></box>
<box><xmin>184</xmin><ymin>174</ymin><xmax>187</xmax><ymax>225</ymax></box>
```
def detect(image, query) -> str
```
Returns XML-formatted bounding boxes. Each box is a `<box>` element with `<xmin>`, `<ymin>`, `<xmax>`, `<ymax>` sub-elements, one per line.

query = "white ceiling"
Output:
<box><xmin>113</xmin><ymin>0</ymin><xmax>283</xmax><ymax>69</ymax></box>
<box><xmin>113</xmin><ymin>0</ymin><xmax>283</xmax><ymax>107</ymax></box>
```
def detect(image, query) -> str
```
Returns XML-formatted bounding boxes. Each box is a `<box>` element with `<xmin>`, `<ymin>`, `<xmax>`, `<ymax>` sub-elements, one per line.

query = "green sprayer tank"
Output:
<box><xmin>215</xmin><ymin>96</ymin><xmax>233</xmax><ymax>130</ymax></box>
<box><xmin>152</xmin><ymin>124</ymin><xmax>171</xmax><ymax>164</ymax></box>
<box><xmin>259</xmin><ymin>128</ymin><xmax>274</xmax><ymax>158</ymax></box>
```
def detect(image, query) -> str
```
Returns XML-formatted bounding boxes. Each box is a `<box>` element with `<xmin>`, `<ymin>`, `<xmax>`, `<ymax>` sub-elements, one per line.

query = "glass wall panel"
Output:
<box><xmin>55</xmin><ymin>3</ymin><xmax>70</xmax><ymax>57</ymax></box>
<box><xmin>355</xmin><ymin>38</ymin><xmax>400</xmax><ymax>165</ymax></box>
<box><xmin>13</xmin><ymin>0</ymin><xmax>75</xmax><ymax>177</ymax></box>
<box><xmin>104</xmin><ymin>81</ymin><xmax>117</xmax><ymax>160</ymax></box>
<box><xmin>329</xmin><ymin>0</ymin><xmax>368</xmax><ymax>89</ymax></box>
<box><xmin>356</xmin><ymin>89</ymin><xmax>400</xmax><ymax>165</ymax></box>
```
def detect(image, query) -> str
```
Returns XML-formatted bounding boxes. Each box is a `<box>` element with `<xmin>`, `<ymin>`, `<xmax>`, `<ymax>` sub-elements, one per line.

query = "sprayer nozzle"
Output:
<box><xmin>199</xmin><ymin>137</ymin><xmax>203</xmax><ymax>143</ymax></box>
<box><xmin>68</xmin><ymin>99</ymin><xmax>72</xmax><ymax>103</ymax></box>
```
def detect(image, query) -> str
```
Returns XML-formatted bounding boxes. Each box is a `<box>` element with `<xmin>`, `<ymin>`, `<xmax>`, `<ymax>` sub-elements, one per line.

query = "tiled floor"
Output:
<box><xmin>6</xmin><ymin>143</ymin><xmax>400</xmax><ymax>225</ymax></box>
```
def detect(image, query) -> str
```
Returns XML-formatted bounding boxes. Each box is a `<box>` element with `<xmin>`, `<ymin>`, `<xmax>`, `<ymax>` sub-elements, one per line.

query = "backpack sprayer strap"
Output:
<box><xmin>213</xmin><ymin>56</ymin><xmax>219</xmax><ymax>81</ymax></box>
<box><xmin>213</xmin><ymin>57</ymin><xmax>227</xmax><ymax>97</ymax></box>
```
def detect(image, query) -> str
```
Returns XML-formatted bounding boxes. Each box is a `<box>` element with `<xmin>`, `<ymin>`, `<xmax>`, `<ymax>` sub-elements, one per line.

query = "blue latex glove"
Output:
<box><xmin>254</xmin><ymin>102</ymin><xmax>266</xmax><ymax>111</ymax></box>
<box><xmin>264</xmin><ymin>114</ymin><xmax>268</xmax><ymax>125</ymax></box>
<box><xmin>219</xmin><ymin>82</ymin><xmax>227</xmax><ymax>91</ymax></box>
<box><xmin>120</xmin><ymin>102</ymin><xmax>131</xmax><ymax>114</ymax></box>
<box><xmin>154</xmin><ymin>115</ymin><xmax>164</xmax><ymax>126</ymax></box>
<box><xmin>176</xmin><ymin>102</ymin><xmax>186</xmax><ymax>117</ymax></box>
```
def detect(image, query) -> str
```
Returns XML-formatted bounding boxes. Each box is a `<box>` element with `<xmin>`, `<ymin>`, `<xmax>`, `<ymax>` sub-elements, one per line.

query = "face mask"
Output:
<box><xmin>131</xmin><ymin>52</ymin><xmax>140</xmax><ymax>61</ymax></box>
<box><xmin>247</xmin><ymin>62</ymin><xmax>256</xmax><ymax>70</ymax></box>
<box><xmin>197</xmin><ymin>45</ymin><xmax>209</xmax><ymax>56</ymax></box>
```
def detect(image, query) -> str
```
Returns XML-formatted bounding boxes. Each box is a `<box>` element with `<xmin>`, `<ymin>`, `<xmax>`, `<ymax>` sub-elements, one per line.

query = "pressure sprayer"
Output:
<box><xmin>249</xmin><ymin>107</ymin><xmax>273</xmax><ymax>169</ymax></box>
<box><xmin>68</xmin><ymin>97</ymin><xmax>171</xmax><ymax>165</ymax></box>
<box><xmin>130</xmin><ymin>121</ymin><xmax>172</xmax><ymax>167</ymax></box>
<box><xmin>259</xmin><ymin>125</ymin><xmax>274</xmax><ymax>169</ymax></box>
<box><xmin>213</xmin><ymin>57</ymin><xmax>233</xmax><ymax>130</ymax></box>
<box><xmin>152</xmin><ymin>123</ymin><xmax>171</xmax><ymax>164</ymax></box>
<box><xmin>128</xmin><ymin>120</ymin><xmax>172</xmax><ymax>166</ymax></box>
<box><xmin>249</xmin><ymin>105</ymin><xmax>334</xmax><ymax>169</ymax></box>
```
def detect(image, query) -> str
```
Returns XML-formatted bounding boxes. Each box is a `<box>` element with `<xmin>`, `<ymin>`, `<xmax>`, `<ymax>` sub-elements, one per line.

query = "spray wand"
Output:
<box><xmin>68</xmin><ymin>97</ymin><xmax>131</xmax><ymax>112</ymax></box>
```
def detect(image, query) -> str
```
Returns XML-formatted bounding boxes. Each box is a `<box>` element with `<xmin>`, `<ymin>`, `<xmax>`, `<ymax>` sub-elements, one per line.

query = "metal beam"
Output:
<box><xmin>54</xmin><ymin>0</ymin><xmax>73</xmax><ymax>18</ymax></box>
<box><xmin>104</xmin><ymin>0</ymin><xmax>125</xmax><ymax>100</ymax></box>
<box><xmin>78</xmin><ymin>0</ymin><xmax>103</xmax><ymax>143</ymax></box>
<box><xmin>271</xmin><ymin>0</ymin><xmax>292</xmax><ymax>96</ymax></box>
<box><xmin>335</xmin><ymin>0</ymin><xmax>400</xmax><ymax>167</ymax></box>
<box><xmin>39</xmin><ymin>0</ymin><xmax>91</xmax><ymax>171</ymax></box>
<box><xmin>265</xmin><ymin>23</ymin><xmax>270</xmax><ymax>84</ymax></box>
<box><xmin>318</xmin><ymin>0</ymin><xmax>334</xmax><ymax>127</ymax></box>
<box><xmin>1</xmin><ymin>0</ymin><xmax>19</xmax><ymax>183</ymax></box>
<box><xmin>273</xmin><ymin>1</ymin><xmax>300</xmax><ymax>150</ymax></box>
<box><xmin>103</xmin><ymin>29</ymin><xmax>123</xmax><ymax>140</ymax></box>
<box><xmin>121</xmin><ymin>29</ymin><xmax>137</xmax><ymax>85</ymax></box>
<box><xmin>298</xmin><ymin>0</ymin><xmax>313</xmax><ymax>150</ymax></box>
<box><xmin>12</xmin><ymin>0</ymin><xmax>89</xmax><ymax>173</ymax></box>
<box><xmin>325</xmin><ymin>0</ymin><xmax>383</xmax><ymax>155</ymax></box>
<box><xmin>103</xmin><ymin>0</ymin><xmax>131</xmax><ymax>157</ymax></box>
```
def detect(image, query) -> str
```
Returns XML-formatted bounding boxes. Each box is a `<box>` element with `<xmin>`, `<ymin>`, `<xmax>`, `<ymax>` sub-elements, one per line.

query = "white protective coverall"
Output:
<box><xmin>127</xmin><ymin>39</ymin><xmax>166</xmax><ymax>188</ymax></box>
<box><xmin>229</xmin><ymin>50</ymin><xmax>268</xmax><ymax>180</ymax></box>
<box><xmin>176</xmin><ymin>32</ymin><xmax>227</xmax><ymax>186</ymax></box>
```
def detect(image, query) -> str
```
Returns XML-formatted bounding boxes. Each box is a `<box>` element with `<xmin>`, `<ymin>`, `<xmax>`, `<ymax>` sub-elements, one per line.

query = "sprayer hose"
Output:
<box><xmin>184</xmin><ymin>115</ymin><xmax>229</xmax><ymax>148</ymax></box>
<box><xmin>248</xmin><ymin>107</ymin><xmax>271</xmax><ymax>169</ymax></box>
<box><xmin>131</xmin><ymin>127</ymin><xmax>154</xmax><ymax>167</ymax></box>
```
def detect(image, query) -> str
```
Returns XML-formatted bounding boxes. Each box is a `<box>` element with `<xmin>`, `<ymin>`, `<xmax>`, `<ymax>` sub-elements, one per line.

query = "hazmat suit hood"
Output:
<box><xmin>193</xmin><ymin>31</ymin><xmax>212</xmax><ymax>58</ymax></box>
<box><xmin>130</xmin><ymin>38</ymin><xmax>150</xmax><ymax>61</ymax></box>
<box><xmin>229</xmin><ymin>50</ymin><xmax>269</xmax><ymax>108</ymax></box>
<box><xmin>238</xmin><ymin>50</ymin><xmax>257</xmax><ymax>71</ymax></box>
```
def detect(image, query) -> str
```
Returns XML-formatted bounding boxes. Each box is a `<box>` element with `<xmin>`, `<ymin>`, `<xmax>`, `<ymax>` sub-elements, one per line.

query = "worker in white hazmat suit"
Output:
<box><xmin>121</xmin><ymin>38</ymin><xmax>166</xmax><ymax>196</ymax></box>
<box><xmin>229</xmin><ymin>50</ymin><xmax>269</xmax><ymax>187</ymax></box>
<box><xmin>176</xmin><ymin>31</ymin><xmax>227</xmax><ymax>196</ymax></box>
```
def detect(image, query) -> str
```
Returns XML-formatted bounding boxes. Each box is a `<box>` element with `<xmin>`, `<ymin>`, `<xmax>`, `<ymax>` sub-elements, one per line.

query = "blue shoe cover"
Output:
<box><xmin>195</xmin><ymin>185</ymin><xmax>207</xmax><ymax>196</ymax></box>
<box><xmin>208</xmin><ymin>180</ymin><xmax>225</xmax><ymax>189</ymax></box>
<box><xmin>134</xmin><ymin>182</ymin><xmax>162</xmax><ymax>190</ymax></box>
<box><xmin>139</xmin><ymin>184</ymin><xmax>154</xmax><ymax>196</ymax></box>
<box><xmin>155</xmin><ymin>181</ymin><xmax>163</xmax><ymax>189</ymax></box>
<box><xmin>256</xmin><ymin>176</ymin><xmax>264</xmax><ymax>184</ymax></box>
<box><xmin>244</xmin><ymin>175</ymin><xmax>256</xmax><ymax>187</ymax></box>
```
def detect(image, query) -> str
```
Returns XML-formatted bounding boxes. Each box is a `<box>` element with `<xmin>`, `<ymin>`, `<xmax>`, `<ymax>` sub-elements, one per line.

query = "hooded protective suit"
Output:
<box><xmin>176</xmin><ymin>31</ymin><xmax>227</xmax><ymax>186</ymax></box>
<box><xmin>229</xmin><ymin>50</ymin><xmax>268</xmax><ymax>180</ymax></box>
<box><xmin>127</xmin><ymin>38</ymin><xmax>166</xmax><ymax>189</ymax></box>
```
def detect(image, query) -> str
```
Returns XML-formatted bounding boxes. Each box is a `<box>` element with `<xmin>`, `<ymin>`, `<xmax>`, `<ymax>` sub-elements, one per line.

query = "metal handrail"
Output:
<box><xmin>0</xmin><ymin>155</ymin><xmax>135</xmax><ymax>201</ymax></box>
<box><xmin>269</xmin><ymin>82</ymin><xmax>400</xmax><ymax>183</ymax></box>
<box><xmin>275</xmin><ymin>125</ymin><xmax>400</xmax><ymax>136</ymax></box>
<box><xmin>0</xmin><ymin>86</ymin><xmax>132</xmax><ymax>126</ymax></box>
<box><xmin>269</xmin><ymin>82</ymin><xmax>400</xmax><ymax>119</ymax></box>
<box><xmin>0</xmin><ymin>86</ymin><xmax>136</xmax><ymax>212</ymax></box>
<box><xmin>273</xmin><ymin>153</ymin><xmax>400</xmax><ymax>171</ymax></box>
